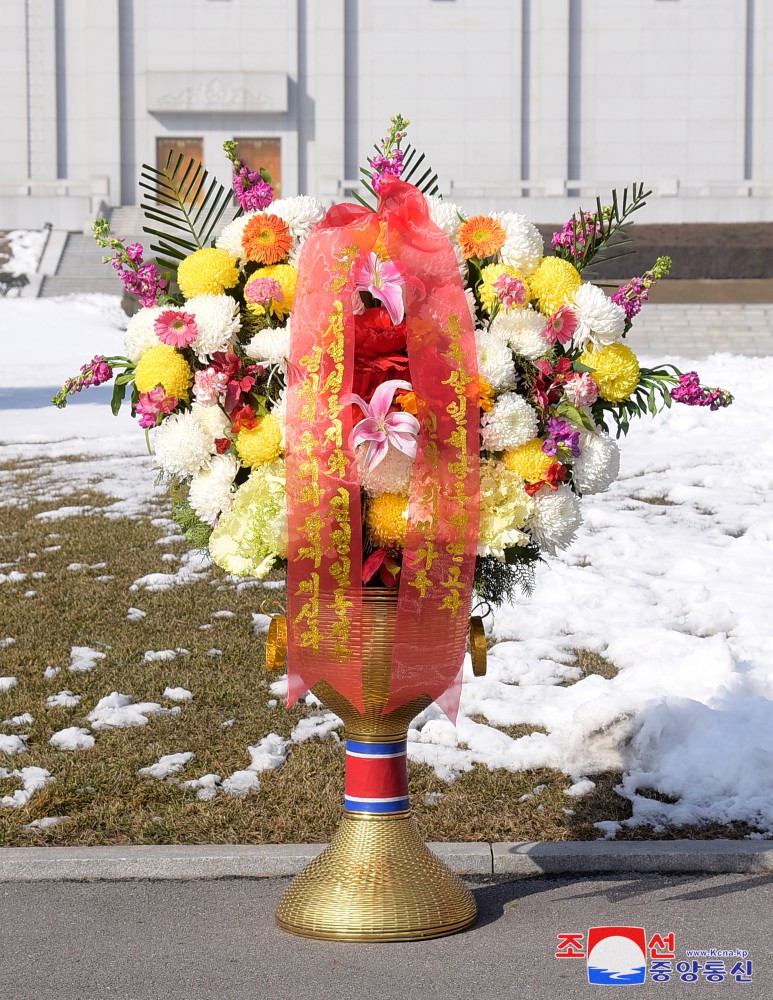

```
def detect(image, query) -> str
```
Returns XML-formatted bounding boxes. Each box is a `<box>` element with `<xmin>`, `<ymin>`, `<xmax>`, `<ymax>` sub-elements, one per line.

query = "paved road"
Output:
<box><xmin>1</xmin><ymin>873</ymin><xmax>771</xmax><ymax>1000</ymax></box>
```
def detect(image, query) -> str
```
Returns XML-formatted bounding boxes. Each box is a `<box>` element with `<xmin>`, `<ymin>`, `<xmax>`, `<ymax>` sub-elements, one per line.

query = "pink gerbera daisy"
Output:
<box><xmin>544</xmin><ymin>305</ymin><xmax>577</xmax><ymax>346</ymax></box>
<box><xmin>154</xmin><ymin>309</ymin><xmax>198</xmax><ymax>348</ymax></box>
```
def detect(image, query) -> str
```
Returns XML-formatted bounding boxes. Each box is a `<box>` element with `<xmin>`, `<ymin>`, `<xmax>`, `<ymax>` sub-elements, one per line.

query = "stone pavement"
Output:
<box><xmin>1</xmin><ymin>873</ymin><xmax>771</xmax><ymax>1000</ymax></box>
<box><xmin>626</xmin><ymin>303</ymin><xmax>773</xmax><ymax>358</ymax></box>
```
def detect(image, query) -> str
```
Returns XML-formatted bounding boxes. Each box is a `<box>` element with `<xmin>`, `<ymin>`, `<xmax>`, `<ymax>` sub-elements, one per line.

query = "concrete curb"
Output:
<box><xmin>0</xmin><ymin>840</ymin><xmax>770</xmax><ymax>882</ymax></box>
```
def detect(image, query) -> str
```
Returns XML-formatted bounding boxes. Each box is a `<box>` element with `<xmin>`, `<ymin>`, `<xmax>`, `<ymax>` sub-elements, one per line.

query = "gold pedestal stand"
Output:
<box><xmin>273</xmin><ymin>589</ymin><xmax>478</xmax><ymax>941</ymax></box>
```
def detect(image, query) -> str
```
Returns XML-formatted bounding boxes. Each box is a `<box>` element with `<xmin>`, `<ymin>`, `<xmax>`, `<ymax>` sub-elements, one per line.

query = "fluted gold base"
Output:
<box><xmin>275</xmin><ymin>812</ymin><xmax>477</xmax><ymax>941</ymax></box>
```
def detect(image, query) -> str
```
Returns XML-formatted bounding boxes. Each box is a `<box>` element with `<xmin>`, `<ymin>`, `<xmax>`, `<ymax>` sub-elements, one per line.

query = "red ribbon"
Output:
<box><xmin>285</xmin><ymin>178</ymin><xmax>480</xmax><ymax>721</ymax></box>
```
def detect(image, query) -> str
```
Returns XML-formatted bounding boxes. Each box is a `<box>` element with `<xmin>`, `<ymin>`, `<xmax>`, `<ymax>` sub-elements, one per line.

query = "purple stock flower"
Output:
<box><xmin>370</xmin><ymin>149</ymin><xmax>404</xmax><ymax>194</ymax></box>
<box><xmin>671</xmin><ymin>372</ymin><xmax>733</xmax><ymax>411</ymax></box>
<box><xmin>136</xmin><ymin>386</ymin><xmax>178</xmax><ymax>429</ymax></box>
<box><xmin>542</xmin><ymin>416</ymin><xmax>581</xmax><ymax>458</ymax></box>
<box><xmin>233</xmin><ymin>168</ymin><xmax>273</xmax><ymax>212</ymax></box>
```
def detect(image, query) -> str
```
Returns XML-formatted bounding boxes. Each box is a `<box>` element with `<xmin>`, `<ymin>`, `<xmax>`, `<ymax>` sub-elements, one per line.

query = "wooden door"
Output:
<box><xmin>156</xmin><ymin>137</ymin><xmax>205</xmax><ymax>204</ymax></box>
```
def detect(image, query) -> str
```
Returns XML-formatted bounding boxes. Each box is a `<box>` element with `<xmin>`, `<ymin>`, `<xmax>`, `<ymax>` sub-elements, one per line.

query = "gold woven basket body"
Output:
<box><xmin>274</xmin><ymin>588</ymin><xmax>477</xmax><ymax>941</ymax></box>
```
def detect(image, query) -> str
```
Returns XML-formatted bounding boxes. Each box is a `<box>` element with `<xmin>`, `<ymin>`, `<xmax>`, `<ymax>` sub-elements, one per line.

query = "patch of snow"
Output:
<box><xmin>130</xmin><ymin>550</ymin><xmax>211</xmax><ymax>593</ymax></box>
<box><xmin>68</xmin><ymin>646</ymin><xmax>106</xmax><ymax>673</ymax></box>
<box><xmin>23</xmin><ymin>815</ymin><xmax>69</xmax><ymax>830</ymax></box>
<box><xmin>144</xmin><ymin>648</ymin><xmax>188</xmax><ymax>663</ymax></box>
<box><xmin>0</xmin><ymin>677</ymin><xmax>18</xmax><ymax>692</ymax></box>
<box><xmin>163</xmin><ymin>687</ymin><xmax>193</xmax><ymax>703</ymax></box>
<box><xmin>205</xmin><ymin>648</ymin><xmax>222</xmax><ymax>657</ymax></box>
<box><xmin>0</xmin><ymin>767</ymin><xmax>54</xmax><ymax>809</ymax></box>
<box><xmin>291</xmin><ymin>713</ymin><xmax>342</xmax><ymax>743</ymax></box>
<box><xmin>0</xmin><ymin>571</ymin><xmax>27</xmax><ymax>584</ymax></box>
<box><xmin>0</xmin><ymin>637</ymin><xmax>16</xmax><ymax>649</ymax></box>
<box><xmin>0</xmin><ymin>734</ymin><xmax>28</xmax><ymax>755</ymax></box>
<box><xmin>180</xmin><ymin>773</ymin><xmax>222</xmax><ymax>800</ymax></box>
<box><xmin>47</xmin><ymin>690</ymin><xmax>81</xmax><ymax>708</ymax></box>
<box><xmin>138</xmin><ymin>752</ymin><xmax>194</xmax><ymax>780</ymax></box>
<box><xmin>87</xmin><ymin>692</ymin><xmax>180</xmax><ymax>730</ymax></box>
<box><xmin>221</xmin><ymin>771</ymin><xmax>260</xmax><ymax>798</ymax></box>
<box><xmin>565</xmin><ymin>778</ymin><xmax>597</xmax><ymax>798</ymax></box>
<box><xmin>49</xmin><ymin>727</ymin><xmax>95</xmax><ymax>751</ymax></box>
<box><xmin>43</xmin><ymin>666</ymin><xmax>61</xmax><ymax>679</ymax></box>
<box><xmin>211</xmin><ymin>610</ymin><xmax>236</xmax><ymax>619</ymax></box>
<box><xmin>2</xmin><ymin>713</ymin><xmax>34</xmax><ymax>726</ymax></box>
<box><xmin>126</xmin><ymin>607</ymin><xmax>146</xmax><ymax>622</ymax></box>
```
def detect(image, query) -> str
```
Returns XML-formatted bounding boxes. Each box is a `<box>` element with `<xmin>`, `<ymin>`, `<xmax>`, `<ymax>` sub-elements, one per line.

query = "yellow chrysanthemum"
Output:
<box><xmin>478</xmin><ymin>263</ymin><xmax>529</xmax><ymax>315</ymax></box>
<box><xmin>235</xmin><ymin>413</ymin><xmax>283</xmax><ymax>468</ymax></box>
<box><xmin>366</xmin><ymin>493</ymin><xmax>408</xmax><ymax>550</ymax></box>
<box><xmin>134</xmin><ymin>344</ymin><xmax>192</xmax><ymax>400</ymax></box>
<box><xmin>528</xmin><ymin>257</ymin><xmax>582</xmax><ymax>317</ymax></box>
<box><xmin>504</xmin><ymin>439</ymin><xmax>556</xmax><ymax>483</ymax></box>
<box><xmin>176</xmin><ymin>247</ymin><xmax>240</xmax><ymax>300</ymax></box>
<box><xmin>246</xmin><ymin>264</ymin><xmax>297</xmax><ymax>321</ymax></box>
<box><xmin>579</xmin><ymin>343</ymin><xmax>640</xmax><ymax>402</ymax></box>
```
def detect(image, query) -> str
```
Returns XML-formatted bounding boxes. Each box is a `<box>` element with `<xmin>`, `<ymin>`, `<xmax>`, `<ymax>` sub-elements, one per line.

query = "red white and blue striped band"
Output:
<box><xmin>344</xmin><ymin>738</ymin><xmax>410</xmax><ymax>814</ymax></box>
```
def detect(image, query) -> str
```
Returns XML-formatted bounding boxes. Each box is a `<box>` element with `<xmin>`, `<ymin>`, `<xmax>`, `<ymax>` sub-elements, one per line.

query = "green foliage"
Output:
<box><xmin>554</xmin><ymin>183</ymin><xmax>651</xmax><ymax>274</ymax></box>
<box><xmin>473</xmin><ymin>547</ymin><xmax>540</xmax><ymax>611</ymax></box>
<box><xmin>354</xmin><ymin>115</ymin><xmax>440</xmax><ymax>210</ymax></box>
<box><xmin>139</xmin><ymin>150</ymin><xmax>238</xmax><ymax>270</ymax></box>
<box><xmin>169</xmin><ymin>479</ymin><xmax>213</xmax><ymax>549</ymax></box>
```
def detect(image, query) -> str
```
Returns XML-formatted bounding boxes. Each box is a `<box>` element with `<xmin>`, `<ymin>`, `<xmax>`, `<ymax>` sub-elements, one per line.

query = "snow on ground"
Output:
<box><xmin>49</xmin><ymin>727</ymin><xmax>95</xmax><ymax>751</ymax></box>
<box><xmin>1</xmin><ymin>229</ymin><xmax>47</xmax><ymax>278</ymax></box>
<box><xmin>0</xmin><ymin>296</ymin><xmax>771</xmax><ymax>834</ymax></box>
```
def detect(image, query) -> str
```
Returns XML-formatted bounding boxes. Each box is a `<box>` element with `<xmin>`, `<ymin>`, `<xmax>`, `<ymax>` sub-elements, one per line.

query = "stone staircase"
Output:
<box><xmin>38</xmin><ymin>205</ymin><xmax>146</xmax><ymax>298</ymax></box>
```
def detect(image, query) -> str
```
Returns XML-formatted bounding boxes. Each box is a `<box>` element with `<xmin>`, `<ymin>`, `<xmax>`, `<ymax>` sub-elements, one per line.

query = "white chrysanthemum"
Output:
<box><xmin>186</xmin><ymin>294</ymin><xmax>241</xmax><ymax>359</ymax></box>
<box><xmin>356</xmin><ymin>444</ymin><xmax>414</xmax><ymax>497</ymax></box>
<box><xmin>191</xmin><ymin>402</ymin><xmax>230</xmax><ymax>441</ymax></box>
<box><xmin>475</xmin><ymin>330</ymin><xmax>516</xmax><ymax>392</ymax></box>
<box><xmin>215</xmin><ymin>212</ymin><xmax>254</xmax><ymax>259</ymax></box>
<box><xmin>493</xmin><ymin>212</ymin><xmax>544</xmax><ymax>276</ymax></box>
<box><xmin>527</xmin><ymin>484</ymin><xmax>582</xmax><ymax>555</ymax></box>
<box><xmin>123</xmin><ymin>306</ymin><xmax>164</xmax><ymax>362</ymax></box>
<box><xmin>267</xmin><ymin>196</ymin><xmax>325</xmax><ymax>244</ymax></box>
<box><xmin>425</xmin><ymin>195</ymin><xmax>462</xmax><ymax>239</ymax></box>
<box><xmin>453</xmin><ymin>243</ymin><xmax>469</xmax><ymax>283</ymax></box>
<box><xmin>464</xmin><ymin>287</ymin><xmax>478</xmax><ymax>324</ymax></box>
<box><xmin>570</xmin><ymin>283</ymin><xmax>626</xmax><ymax>350</ymax></box>
<box><xmin>490</xmin><ymin>307</ymin><xmax>548</xmax><ymax>361</ymax></box>
<box><xmin>572</xmin><ymin>431</ymin><xmax>620</xmax><ymax>495</ymax></box>
<box><xmin>154</xmin><ymin>410</ymin><xmax>214</xmax><ymax>478</ymax></box>
<box><xmin>245</xmin><ymin>325</ymin><xmax>291</xmax><ymax>366</ymax></box>
<box><xmin>188</xmin><ymin>453</ymin><xmax>239</xmax><ymax>527</ymax></box>
<box><xmin>480</xmin><ymin>392</ymin><xmax>538</xmax><ymax>452</ymax></box>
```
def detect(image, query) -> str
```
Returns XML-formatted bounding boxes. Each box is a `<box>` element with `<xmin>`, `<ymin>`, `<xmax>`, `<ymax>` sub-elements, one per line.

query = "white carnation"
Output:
<box><xmin>476</xmin><ymin>330</ymin><xmax>516</xmax><ymax>392</ymax></box>
<box><xmin>527</xmin><ymin>484</ymin><xmax>582</xmax><ymax>554</ymax></box>
<box><xmin>356</xmin><ymin>444</ymin><xmax>414</xmax><ymax>497</ymax></box>
<box><xmin>493</xmin><ymin>212</ymin><xmax>544</xmax><ymax>276</ymax></box>
<box><xmin>186</xmin><ymin>294</ymin><xmax>241</xmax><ymax>360</ymax></box>
<box><xmin>572</xmin><ymin>431</ymin><xmax>620</xmax><ymax>495</ymax></box>
<box><xmin>191</xmin><ymin>402</ymin><xmax>230</xmax><ymax>441</ymax></box>
<box><xmin>490</xmin><ymin>308</ymin><xmax>548</xmax><ymax>361</ymax></box>
<box><xmin>245</xmin><ymin>325</ymin><xmax>291</xmax><ymax>366</ymax></box>
<box><xmin>267</xmin><ymin>195</ymin><xmax>325</xmax><ymax>245</ymax></box>
<box><xmin>123</xmin><ymin>306</ymin><xmax>163</xmax><ymax>362</ymax></box>
<box><xmin>570</xmin><ymin>283</ymin><xmax>626</xmax><ymax>350</ymax></box>
<box><xmin>154</xmin><ymin>410</ymin><xmax>214</xmax><ymax>478</ymax></box>
<box><xmin>215</xmin><ymin>213</ymin><xmax>254</xmax><ymax>260</ymax></box>
<box><xmin>481</xmin><ymin>392</ymin><xmax>538</xmax><ymax>451</ymax></box>
<box><xmin>425</xmin><ymin>195</ymin><xmax>462</xmax><ymax>239</ymax></box>
<box><xmin>188</xmin><ymin>453</ymin><xmax>239</xmax><ymax>527</ymax></box>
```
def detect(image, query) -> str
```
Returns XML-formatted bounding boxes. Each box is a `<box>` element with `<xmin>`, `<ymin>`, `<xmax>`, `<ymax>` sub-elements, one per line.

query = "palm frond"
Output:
<box><xmin>139</xmin><ymin>150</ymin><xmax>238</xmax><ymax>270</ymax></box>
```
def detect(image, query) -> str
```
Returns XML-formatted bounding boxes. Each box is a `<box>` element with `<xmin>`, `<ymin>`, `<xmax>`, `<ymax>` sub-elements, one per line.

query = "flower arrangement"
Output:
<box><xmin>54</xmin><ymin>116</ymin><xmax>732</xmax><ymax>611</ymax></box>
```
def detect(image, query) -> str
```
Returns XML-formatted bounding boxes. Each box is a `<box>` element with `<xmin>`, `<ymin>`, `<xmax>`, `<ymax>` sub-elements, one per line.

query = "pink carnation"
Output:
<box><xmin>245</xmin><ymin>277</ymin><xmax>284</xmax><ymax>307</ymax></box>
<box><xmin>494</xmin><ymin>273</ymin><xmax>528</xmax><ymax>309</ymax></box>
<box><xmin>193</xmin><ymin>367</ymin><xmax>228</xmax><ymax>407</ymax></box>
<box><xmin>155</xmin><ymin>310</ymin><xmax>198</xmax><ymax>348</ymax></box>
<box><xmin>564</xmin><ymin>372</ymin><xmax>599</xmax><ymax>408</ymax></box>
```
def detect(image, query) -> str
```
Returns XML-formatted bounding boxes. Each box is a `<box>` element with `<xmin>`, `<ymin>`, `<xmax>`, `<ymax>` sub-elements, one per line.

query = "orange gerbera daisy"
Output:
<box><xmin>478</xmin><ymin>376</ymin><xmax>495</xmax><ymax>412</ymax></box>
<box><xmin>457</xmin><ymin>215</ymin><xmax>506</xmax><ymax>260</ymax></box>
<box><xmin>242</xmin><ymin>214</ymin><xmax>292</xmax><ymax>264</ymax></box>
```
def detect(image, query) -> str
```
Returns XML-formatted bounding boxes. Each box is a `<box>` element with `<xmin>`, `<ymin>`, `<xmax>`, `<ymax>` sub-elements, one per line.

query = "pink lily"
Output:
<box><xmin>350</xmin><ymin>379</ymin><xmax>419</xmax><ymax>471</ymax></box>
<box><xmin>352</xmin><ymin>252</ymin><xmax>405</xmax><ymax>325</ymax></box>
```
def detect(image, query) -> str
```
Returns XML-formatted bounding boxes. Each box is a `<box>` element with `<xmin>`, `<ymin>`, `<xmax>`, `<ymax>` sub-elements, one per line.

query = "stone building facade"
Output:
<box><xmin>2</xmin><ymin>0</ymin><xmax>772</xmax><ymax>230</ymax></box>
